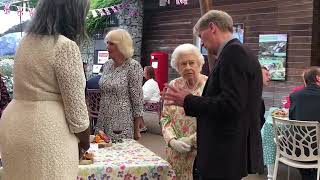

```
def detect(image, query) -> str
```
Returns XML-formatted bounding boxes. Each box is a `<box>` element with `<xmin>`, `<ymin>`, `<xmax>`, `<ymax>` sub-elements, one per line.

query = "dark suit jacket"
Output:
<box><xmin>184</xmin><ymin>39</ymin><xmax>264</xmax><ymax>178</ymax></box>
<box><xmin>289</xmin><ymin>84</ymin><xmax>320</xmax><ymax>122</ymax></box>
<box><xmin>86</xmin><ymin>74</ymin><xmax>102</xmax><ymax>89</ymax></box>
<box><xmin>260</xmin><ymin>99</ymin><xmax>266</xmax><ymax>129</ymax></box>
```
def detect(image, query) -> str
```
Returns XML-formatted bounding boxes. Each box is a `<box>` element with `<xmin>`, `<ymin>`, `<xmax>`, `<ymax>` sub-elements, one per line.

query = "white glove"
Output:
<box><xmin>169</xmin><ymin>139</ymin><xmax>191</xmax><ymax>153</ymax></box>
<box><xmin>179</xmin><ymin>134</ymin><xmax>197</xmax><ymax>148</ymax></box>
<box><xmin>179</xmin><ymin>136</ymin><xmax>192</xmax><ymax>146</ymax></box>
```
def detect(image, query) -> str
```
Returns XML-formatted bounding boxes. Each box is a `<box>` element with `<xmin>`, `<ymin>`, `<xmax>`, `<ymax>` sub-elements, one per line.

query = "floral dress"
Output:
<box><xmin>0</xmin><ymin>75</ymin><xmax>11</xmax><ymax>118</ymax></box>
<box><xmin>160</xmin><ymin>74</ymin><xmax>207</xmax><ymax>180</ymax></box>
<box><xmin>96</xmin><ymin>59</ymin><xmax>144</xmax><ymax>139</ymax></box>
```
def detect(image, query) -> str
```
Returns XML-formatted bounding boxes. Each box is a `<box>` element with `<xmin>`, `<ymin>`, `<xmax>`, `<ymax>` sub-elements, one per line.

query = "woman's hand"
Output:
<box><xmin>78</xmin><ymin>143</ymin><xmax>87</xmax><ymax>159</ymax></box>
<box><xmin>75</xmin><ymin>127</ymin><xmax>90</xmax><ymax>159</ymax></box>
<box><xmin>133</xmin><ymin>116</ymin><xmax>143</xmax><ymax>140</ymax></box>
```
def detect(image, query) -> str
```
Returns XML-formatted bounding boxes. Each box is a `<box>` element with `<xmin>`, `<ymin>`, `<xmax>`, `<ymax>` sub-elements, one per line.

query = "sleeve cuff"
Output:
<box><xmin>69</xmin><ymin>121</ymin><xmax>89</xmax><ymax>133</ymax></box>
<box><xmin>183</xmin><ymin>94</ymin><xmax>194</xmax><ymax>116</ymax></box>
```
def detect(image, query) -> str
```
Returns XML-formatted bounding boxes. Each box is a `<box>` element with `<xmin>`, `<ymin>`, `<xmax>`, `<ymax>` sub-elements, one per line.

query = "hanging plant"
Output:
<box><xmin>86</xmin><ymin>0</ymin><xmax>121</xmax><ymax>35</ymax></box>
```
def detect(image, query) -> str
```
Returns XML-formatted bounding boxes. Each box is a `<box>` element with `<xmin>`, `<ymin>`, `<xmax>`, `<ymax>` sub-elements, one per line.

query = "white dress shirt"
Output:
<box><xmin>142</xmin><ymin>79</ymin><xmax>160</xmax><ymax>102</ymax></box>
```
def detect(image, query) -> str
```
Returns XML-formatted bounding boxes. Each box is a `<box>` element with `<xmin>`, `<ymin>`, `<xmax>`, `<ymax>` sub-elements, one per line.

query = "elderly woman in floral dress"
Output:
<box><xmin>161</xmin><ymin>43</ymin><xmax>207</xmax><ymax>180</ymax></box>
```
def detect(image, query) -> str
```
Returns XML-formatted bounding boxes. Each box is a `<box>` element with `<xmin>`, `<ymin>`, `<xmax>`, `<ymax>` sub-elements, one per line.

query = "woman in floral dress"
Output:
<box><xmin>161</xmin><ymin>44</ymin><xmax>207</xmax><ymax>180</ymax></box>
<box><xmin>96</xmin><ymin>29</ymin><xmax>144</xmax><ymax>140</ymax></box>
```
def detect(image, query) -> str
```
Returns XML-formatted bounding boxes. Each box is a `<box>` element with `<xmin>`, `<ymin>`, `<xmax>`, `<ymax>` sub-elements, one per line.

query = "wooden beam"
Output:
<box><xmin>199</xmin><ymin>0</ymin><xmax>216</xmax><ymax>72</ymax></box>
<box><xmin>199</xmin><ymin>0</ymin><xmax>212</xmax><ymax>15</ymax></box>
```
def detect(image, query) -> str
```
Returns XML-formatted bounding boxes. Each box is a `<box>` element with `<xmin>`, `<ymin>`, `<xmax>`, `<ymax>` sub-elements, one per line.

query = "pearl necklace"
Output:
<box><xmin>185</xmin><ymin>79</ymin><xmax>199</xmax><ymax>93</ymax></box>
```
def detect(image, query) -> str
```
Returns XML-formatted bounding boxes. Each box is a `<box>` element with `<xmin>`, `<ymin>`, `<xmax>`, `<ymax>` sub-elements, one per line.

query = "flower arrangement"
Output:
<box><xmin>0</xmin><ymin>57</ymin><xmax>14</xmax><ymax>97</ymax></box>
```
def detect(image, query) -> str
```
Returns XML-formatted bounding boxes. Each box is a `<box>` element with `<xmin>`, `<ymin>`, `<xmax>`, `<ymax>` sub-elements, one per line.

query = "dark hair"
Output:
<box><xmin>144</xmin><ymin>66</ymin><xmax>156</xmax><ymax>79</ymax></box>
<box><xmin>303</xmin><ymin>66</ymin><xmax>320</xmax><ymax>86</ymax></box>
<box><xmin>26</xmin><ymin>0</ymin><xmax>90</xmax><ymax>43</ymax></box>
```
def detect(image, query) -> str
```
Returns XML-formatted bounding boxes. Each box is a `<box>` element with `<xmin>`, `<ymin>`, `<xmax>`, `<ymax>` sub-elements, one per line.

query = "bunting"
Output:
<box><xmin>89</xmin><ymin>1</ymin><xmax>138</xmax><ymax>18</ymax></box>
<box><xmin>3</xmin><ymin>2</ymin><xmax>10</xmax><ymax>14</ymax></box>
<box><xmin>90</xmin><ymin>3</ymin><xmax>122</xmax><ymax>18</ymax></box>
<box><xmin>91</xmin><ymin>9</ymin><xmax>98</xmax><ymax>18</ymax></box>
<box><xmin>1</xmin><ymin>1</ymin><xmax>139</xmax><ymax>18</ymax></box>
<box><xmin>28</xmin><ymin>7</ymin><xmax>34</xmax><ymax>17</ymax></box>
<box><xmin>97</xmin><ymin>8</ymin><xmax>106</xmax><ymax>16</ymax></box>
<box><xmin>1</xmin><ymin>2</ymin><xmax>34</xmax><ymax>17</ymax></box>
<box><xmin>17</xmin><ymin>6</ymin><xmax>23</xmax><ymax>16</ymax></box>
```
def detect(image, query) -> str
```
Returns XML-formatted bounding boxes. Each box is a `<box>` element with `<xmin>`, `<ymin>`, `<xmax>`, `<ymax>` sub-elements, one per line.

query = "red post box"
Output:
<box><xmin>150</xmin><ymin>51</ymin><xmax>168</xmax><ymax>91</ymax></box>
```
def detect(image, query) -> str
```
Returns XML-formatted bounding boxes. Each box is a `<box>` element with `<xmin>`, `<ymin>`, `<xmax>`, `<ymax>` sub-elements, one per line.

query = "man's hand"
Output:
<box><xmin>169</xmin><ymin>139</ymin><xmax>191</xmax><ymax>153</ymax></box>
<box><xmin>162</xmin><ymin>84</ymin><xmax>190</xmax><ymax>107</ymax></box>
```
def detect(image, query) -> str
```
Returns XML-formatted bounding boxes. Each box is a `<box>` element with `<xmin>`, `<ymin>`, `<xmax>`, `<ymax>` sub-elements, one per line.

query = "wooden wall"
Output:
<box><xmin>311</xmin><ymin>0</ymin><xmax>320</xmax><ymax>66</ymax></box>
<box><xmin>142</xmin><ymin>1</ymin><xmax>200</xmax><ymax>77</ymax></box>
<box><xmin>141</xmin><ymin>0</ymin><xmax>318</xmax><ymax>108</ymax></box>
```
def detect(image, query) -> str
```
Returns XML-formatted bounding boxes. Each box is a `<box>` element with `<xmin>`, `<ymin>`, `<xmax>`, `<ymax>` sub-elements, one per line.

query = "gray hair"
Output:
<box><xmin>105</xmin><ymin>28</ymin><xmax>134</xmax><ymax>59</ymax></box>
<box><xmin>26</xmin><ymin>0</ymin><xmax>90</xmax><ymax>44</ymax></box>
<box><xmin>193</xmin><ymin>10</ymin><xmax>233</xmax><ymax>36</ymax></box>
<box><xmin>171</xmin><ymin>43</ymin><xmax>205</xmax><ymax>72</ymax></box>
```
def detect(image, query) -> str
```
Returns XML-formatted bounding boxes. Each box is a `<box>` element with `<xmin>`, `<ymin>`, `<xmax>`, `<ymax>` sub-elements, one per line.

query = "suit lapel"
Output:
<box><xmin>202</xmin><ymin>39</ymin><xmax>241</xmax><ymax>96</ymax></box>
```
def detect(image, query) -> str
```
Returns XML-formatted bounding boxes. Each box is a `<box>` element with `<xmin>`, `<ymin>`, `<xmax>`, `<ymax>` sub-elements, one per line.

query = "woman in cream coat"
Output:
<box><xmin>0</xmin><ymin>0</ymin><xmax>91</xmax><ymax>179</ymax></box>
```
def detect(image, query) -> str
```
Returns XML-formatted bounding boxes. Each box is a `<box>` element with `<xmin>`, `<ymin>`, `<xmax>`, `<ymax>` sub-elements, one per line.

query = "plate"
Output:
<box><xmin>79</xmin><ymin>159</ymin><xmax>93</xmax><ymax>165</ymax></box>
<box><xmin>272</xmin><ymin>109</ymin><xmax>288</xmax><ymax>117</ymax></box>
<box><xmin>97</xmin><ymin>141</ymin><xmax>112</xmax><ymax>148</ymax></box>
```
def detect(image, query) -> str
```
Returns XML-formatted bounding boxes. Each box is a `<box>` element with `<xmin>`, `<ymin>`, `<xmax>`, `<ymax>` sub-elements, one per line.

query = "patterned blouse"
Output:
<box><xmin>96</xmin><ymin>59</ymin><xmax>143</xmax><ymax>139</ymax></box>
<box><xmin>160</xmin><ymin>74</ymin><xmax>207</xmax><ymax>180</ymax></box>
<box><xmin>0</xmin><ymin>75</ymin><xmax>11</xmax><ymax>117</ymax></box>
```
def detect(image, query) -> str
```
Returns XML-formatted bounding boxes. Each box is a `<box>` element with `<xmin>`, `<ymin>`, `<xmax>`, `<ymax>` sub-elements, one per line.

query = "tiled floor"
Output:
<box><xmin>138</xmin><ymin>132</ymin><xmax>302</xmax><ymax>180</ymax></box>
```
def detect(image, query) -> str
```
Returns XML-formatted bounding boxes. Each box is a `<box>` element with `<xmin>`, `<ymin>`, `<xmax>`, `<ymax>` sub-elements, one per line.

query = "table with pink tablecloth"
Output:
<box><xmin>0</xmin><ymin>139</ymin><xmax>175</xmax><ymax>180</ymax></box>
<box><xmin>77</xmin><ymin>139</ymin><xmax>176</xmax><ymax>180</ymax></box>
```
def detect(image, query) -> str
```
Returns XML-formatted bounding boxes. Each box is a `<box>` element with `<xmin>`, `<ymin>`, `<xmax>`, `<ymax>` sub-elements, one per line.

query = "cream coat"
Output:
<box><xmin>0</xmin><ymin>35</ymin><xmax>89</xmax><ymax>180</ymax></box>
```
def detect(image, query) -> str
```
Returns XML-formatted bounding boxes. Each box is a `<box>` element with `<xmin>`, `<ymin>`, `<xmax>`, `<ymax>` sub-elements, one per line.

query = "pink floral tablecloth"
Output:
<box><xmin>77</xmin><ymin>139</ymin><xmax>176</xmax><ymax>180</ymax></box>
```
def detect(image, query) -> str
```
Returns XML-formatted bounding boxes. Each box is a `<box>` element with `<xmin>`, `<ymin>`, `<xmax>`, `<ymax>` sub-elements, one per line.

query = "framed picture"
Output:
<box><xmin>97</xmin><ymin>50</ymin><xmax>109</xmax><ymax>64</ymax></box>
<box><xmin>92</xmin><ymin>64</ymin><xmax>102</xmax><ymax>74</ymax></box>
<box><xmin>233</xmin><ymin>23</ymin><xmax>244</xmax><ymax>43</ymax></box>
<box><xmin>258</xmin><ymin>34</ymin><xmax>288</xmax><ymax>81</ymax></box>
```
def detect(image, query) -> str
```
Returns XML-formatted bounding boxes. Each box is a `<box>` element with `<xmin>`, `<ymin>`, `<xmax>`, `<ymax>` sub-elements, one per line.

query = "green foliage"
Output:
<box><xmin>0</xmin><ymin>57</ymin><xmax>14</xmax><ymax>96</ymax></box>
<box><xmin>86</xmin><ymin>0</ymin><xmax>121</xmax><ymax>35</ymax></box>
<box><xmin>1</xmin><ymin>0</ymin><xmax>121</xmax><ymax>35</ymax></box>
<box><xmin>29</xmin><ymin>0</ymin><xmax>39</xmax><ymax>7</ymax></box>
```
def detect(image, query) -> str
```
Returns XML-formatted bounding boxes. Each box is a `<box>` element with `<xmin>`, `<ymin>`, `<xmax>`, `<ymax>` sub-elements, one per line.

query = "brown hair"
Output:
<box><xmin>303</xmin><ymin>66</ymin><xmax>320</xmax><ymax>86</ymax></box>
<box><xmin>144</xmin><ymin>66</ymin><xmax>156</xmax><ymax>79</ymax></box>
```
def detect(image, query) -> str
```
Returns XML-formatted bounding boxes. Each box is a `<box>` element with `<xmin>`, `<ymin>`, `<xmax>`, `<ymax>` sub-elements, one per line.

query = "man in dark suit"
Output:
<box><xmin>163</xmin><ymin>10</ymin><xmax>263</xmax><ymax>180</ymax></box>
<box><xmin>289</xmin><ymin>66</ymin><xmax>320</xmax><ymax>122</ymax></box>
<box><xmin>289</xmin><ymin>66</ymin><xmax>320</xmax><ymax>180</ymax></box>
